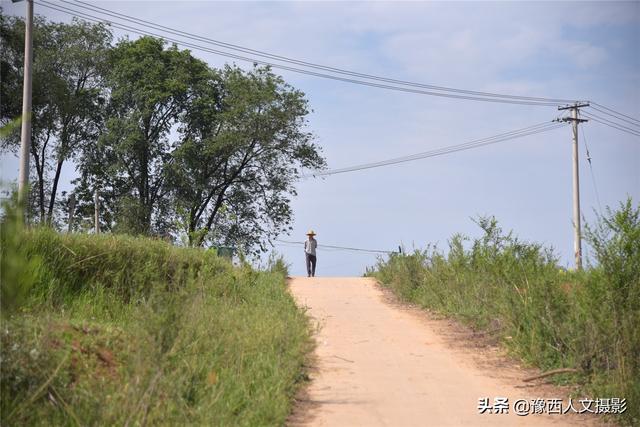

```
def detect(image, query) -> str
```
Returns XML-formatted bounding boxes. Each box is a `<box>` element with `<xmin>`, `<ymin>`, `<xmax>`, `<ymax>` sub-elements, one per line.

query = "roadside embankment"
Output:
<box><xmin>367</xmin><ymin>200</ymin><xmax>639</xmax><ymax>425</ymax></box>
<box><xmin>1</xmin><ymin>215</ymin><xmax>312</xmax><ymax>425</ymax></box>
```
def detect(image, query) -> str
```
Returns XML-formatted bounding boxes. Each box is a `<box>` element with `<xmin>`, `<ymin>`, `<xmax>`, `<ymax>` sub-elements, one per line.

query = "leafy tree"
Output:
<box><xmin>3</xmin><ymin>16</ymin><xmax>325</xmax><ymax>251</ymax></box>
<box><xmin>2</xmin><ymin>13</ymin><xmax>58</xmax><ymax>220</ymax></box>
<box><xmin>169</xmin><ymin>65</ymin><xmax>326</xmax><ymax>252</ymax></box>
<box><xmin>45</xmin><ymin>20</ymin><xmax>111</xmax><ymax>226</ymax></box>
<box><xmin>77</xmin><ymin>36</ymin><xmax>209</xmax><ymax>235</ymax></box>
<box><xmin>0</xmin><ymin>14</ymin><xmax>111</xmax><ymax>226</ymax></box>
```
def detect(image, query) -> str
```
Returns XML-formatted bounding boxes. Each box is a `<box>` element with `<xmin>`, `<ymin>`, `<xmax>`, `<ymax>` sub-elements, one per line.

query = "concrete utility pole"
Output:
<box><xmin>16</xmin><ymin>0</ymin><xmax>33</xmax><ymax>210</ymax></box>
<box><xmin>94</xmin><ymin>188</ymin><xmax>100</xmax><ymax>234</ymax></box>
<box><xmin>558</xmin><ymin>103</ymin><xmax>589</xmax><ymax>270</ymax></box>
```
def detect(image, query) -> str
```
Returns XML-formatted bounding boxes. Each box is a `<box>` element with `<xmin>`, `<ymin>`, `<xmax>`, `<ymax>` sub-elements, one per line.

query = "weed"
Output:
<box><xmin>367</xmin><ymin>198</ymin><xmax>639</xmax><ymax>425</ymax></box>
<box><xmin>1</xmin><ymin>203</ymin><xmax>312</xmax><ymax>425</ymax></box>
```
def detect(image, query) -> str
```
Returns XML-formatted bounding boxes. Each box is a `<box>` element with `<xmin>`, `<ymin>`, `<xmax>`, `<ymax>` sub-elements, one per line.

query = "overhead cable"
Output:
<box><xmin>37</xmin><ymin>0</ymin><xmax>576</xmax><ymax>106</ymax></box>
<box><xmin>581</xmin><ymin>111</ymin><xmax>640</xmax><ymax>134</ymax></box>
<box><xmin>588</xmin><ymin>105</ymin><xmax>640</xmax><ymax>128</ymax></box>
<box><xmin>275</xmin><ymin>239</ymin><xmax>394</xmax><ymax>254</ymax></box>
<box><xmin>581</xmin><ymin>112</ymin><xmax>640</xmax><ymax>137</ymax></box>
<box><xmin>579</xmin><ymin>122</ymin><xmax>603</xmax><ymax>214</ymax></box>
<box><xmin>589</xmin><ymin>102</ymin><xmax>640</xmax><ymax>125</ymax></box>
<box><xmin>302</xmin><ymin>121</ymin><xmax>567</xmax><ymax>178</ymax></box>
<box><xmin>64</xmin><ymin>0</ymin><xmax>583</xmax><ymax>105</ymax></box>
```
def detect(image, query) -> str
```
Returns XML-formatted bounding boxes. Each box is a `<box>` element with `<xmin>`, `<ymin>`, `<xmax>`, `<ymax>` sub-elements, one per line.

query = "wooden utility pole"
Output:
<box><xmin>558</xmin><ymin>103</ymin><xmax>589</xmax><ymax>270</ymax></box>
<box><xmin>17</xmin><ymin>0</ymin><xmax>33</xmax><ymax>212</ymax></box>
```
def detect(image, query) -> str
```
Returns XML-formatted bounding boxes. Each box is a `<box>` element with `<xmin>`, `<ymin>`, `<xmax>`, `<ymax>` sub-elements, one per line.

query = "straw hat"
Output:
<box><xmin>306</xmin><ymin>229</ymin><xmax>316</xmax><ymax>236</ymax></box>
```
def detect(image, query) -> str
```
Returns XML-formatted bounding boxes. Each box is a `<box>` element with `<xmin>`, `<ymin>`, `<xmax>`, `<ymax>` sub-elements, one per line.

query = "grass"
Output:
<box><xmin>366</xmin><ymin>199</ymin><xmax>639</xmax><ymax>425</ymax></box>
<box><xmin>1</xmin><ymin>204</ymin><xmax>312</xmax><ymax>426</ymax></box>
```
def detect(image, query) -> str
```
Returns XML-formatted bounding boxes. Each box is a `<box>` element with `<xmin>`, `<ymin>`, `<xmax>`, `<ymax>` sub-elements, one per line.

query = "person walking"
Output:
<box><xmin>304</xmin><ymin>230</ymin><xmax>317</xmax><ymax>277</ymax></box>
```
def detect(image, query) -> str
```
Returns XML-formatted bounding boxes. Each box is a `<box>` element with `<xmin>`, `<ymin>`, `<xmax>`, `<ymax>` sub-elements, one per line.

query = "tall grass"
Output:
<box><xmin>367</xmin><ymin>199</ymin><xmax>639</xmax><ymax>425</ymax></box>
<box><xmin>1</xmin><ymin>204</ymin><xmax>312</xmax><ymax>425</ymax></box>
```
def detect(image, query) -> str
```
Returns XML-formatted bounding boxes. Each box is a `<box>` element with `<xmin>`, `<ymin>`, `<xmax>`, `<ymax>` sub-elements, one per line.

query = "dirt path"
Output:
<box><xmin>288</xmin><ymin>277</ymin><xmax>596</xmax><ymax>427</ymax></box>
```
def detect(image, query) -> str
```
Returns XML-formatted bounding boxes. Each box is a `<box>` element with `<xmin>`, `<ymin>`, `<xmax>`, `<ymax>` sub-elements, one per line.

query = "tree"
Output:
<box><xmin>2</xmin><ymin>13</ymin><xmax>58</xmax><ymax>221</ymax></box>
<box><xmin>0</xmin><ymin>14</ymin><xmax>111</xmax><ymax>226</ymax></box>
<box><xmin>169</xmin><ymin>65</ymin><xmax>326</xmax><ymax>252</ymax></box>
<box><xmin>78</xmin><ymin>36</ymin><xmax>209</xmax><ymax>235</ymax></box>
<box><xmin>4</xmin><ymin>16</ymin><xmax>326</xmax><ymax>250</ymax></box>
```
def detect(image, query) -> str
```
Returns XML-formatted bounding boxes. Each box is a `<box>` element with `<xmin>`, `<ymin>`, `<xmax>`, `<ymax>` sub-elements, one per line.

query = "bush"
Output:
<box><xmin>367</xmin><ymin>199</ymin><xmax>639</xmax><ymax>425</ymax></box>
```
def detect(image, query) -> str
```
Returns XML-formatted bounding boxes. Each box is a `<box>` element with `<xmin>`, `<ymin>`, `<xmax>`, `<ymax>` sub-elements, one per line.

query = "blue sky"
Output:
<box><xmin>3</xmin><ymin>1</ymin><xmax>639</xmax><ymax>276</ymax></box>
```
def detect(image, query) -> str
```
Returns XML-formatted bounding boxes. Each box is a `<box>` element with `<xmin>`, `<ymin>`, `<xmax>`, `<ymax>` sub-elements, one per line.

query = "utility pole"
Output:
<box><xmin>558</xmin><ymin>102</ymin><xmax>589</xmax><ymax>270</ymax></box>
<box><xmin>16</xmin><ymin>0</ymin><xmax>33</xmax><ymax>212</ymax></box>
<box><xmin>94</xmin><ymin>188</ymin><xmax>100</xmax><ymax>234</ymax></box>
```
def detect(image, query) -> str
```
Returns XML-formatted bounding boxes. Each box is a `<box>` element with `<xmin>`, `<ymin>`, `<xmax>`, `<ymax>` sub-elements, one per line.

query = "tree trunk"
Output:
<box><xmin>31</xmin><ymin>129</ymin><xmax>52</xmax><ymax>224</ymax></box>
<box><xmin>187</xmin><ymin>206</ymin><xmax>197</xmax><ymax>246</ymax></box>
<box><xmin>141</xmin><ymin>119</ymin><xmax>151</xmax><ymax>234</ymax></box>
<box><xmin>197</xmin><ymin>192</ymin><xmax>226</xmax><ymax>247</ymax></box>
<box><xmin>47</xmin><ymin>158</ymin><xmax>64</xmax><ymax>225</ymax></box>
<box><xmin>31</xmin><ymin>148</ymin><xmax>45</xmax><ymax>223</ymax></box>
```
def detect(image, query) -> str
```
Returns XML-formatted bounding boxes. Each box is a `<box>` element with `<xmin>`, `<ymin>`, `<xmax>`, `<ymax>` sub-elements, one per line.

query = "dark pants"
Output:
<box><xmin>305</xmin><ymin>253</ymin><xmax>317</xmax><ymax>277</ymax></box>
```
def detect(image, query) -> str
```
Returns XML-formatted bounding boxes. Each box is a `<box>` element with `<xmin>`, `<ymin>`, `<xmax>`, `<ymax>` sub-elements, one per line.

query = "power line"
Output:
<box><xmin>581</xmin><ymin>112</ymin><xmax>640</xmax><ymax>137</ymax></box>
<box><xmin>65</xmin><ymin>0</ymin><xmax>582</xmax><ymax>105</ymax></box>
<box><xmin>305</xmin><ymin>122</ymin><xmax>565</xmax><ymax>177</ymax></box>
<box><xmin>582</xmin><ymin>110</ymin><xmax>640</xmax><ymax>133</ymax></box>
<box><xmin>276</xmin><ymin>242</ymin><xmax>368</xmax><ymax>254</ymax></box>
<box><xmin>302</xmin><ymin>121</ymin><xmax>567</xmax><ymax>178</ymax></box>
<box><xmin>275</xmin><ymin>239</ymin><xmax>394</xmax><ymax>254</ymax></box>
<box><xmin>586</xmin><ymin>116</ymin><xmax>640</xmax><ymax>137</ymax></box>
<box><xmin>37</xmin><ymin>1</ymin><xmax>562</xmax><ymax>106</ymax></box>
<box><xmin>582</xmin><ymin>111</ymin><xmax>640</xmax><ymax>135</ymax></box>
<box><xmin>36</xmin><ymin>0</ymin><xmax>575</xmax><ymax>107</ymax></box>
<box><xmin>589</xmin><ymin>102</ymin><xmax>640</xmax><ymax>125</ymax></box>
<box><xmin>588</xmin><ymin>105</ymin><xmax>640</xmax><ymax>128</ymax></box>
<box><xmin>579</xmin><ymin>112</ymin><xmax>603</xmax><ymax>214</ymax></box>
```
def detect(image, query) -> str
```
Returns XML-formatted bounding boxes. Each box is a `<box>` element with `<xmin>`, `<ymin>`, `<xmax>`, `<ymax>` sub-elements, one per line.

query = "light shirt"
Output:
<box><xmin>304</xmin><ymin>238</ymin><xmax>317</xmax><ymax>256</ymax></box>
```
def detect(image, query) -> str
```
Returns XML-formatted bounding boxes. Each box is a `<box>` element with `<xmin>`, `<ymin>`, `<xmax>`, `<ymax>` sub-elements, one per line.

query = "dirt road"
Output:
<box><xmin>288</xmin><ymin>277</ymin><xmax>590</xmax><ymax>427</ymax></box>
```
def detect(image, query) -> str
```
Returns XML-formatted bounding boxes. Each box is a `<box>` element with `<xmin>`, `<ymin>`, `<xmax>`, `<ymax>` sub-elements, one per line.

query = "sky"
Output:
<box><xmin>2</xmin><ymin>1</ymin><xmax>639</xmax><ymax>276</ymax></box>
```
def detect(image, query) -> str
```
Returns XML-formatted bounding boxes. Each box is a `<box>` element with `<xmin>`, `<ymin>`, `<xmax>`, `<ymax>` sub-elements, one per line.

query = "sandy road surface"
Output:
<box><xmin>288</xmin><ymin>277</ymin><xmax>590</xmax><ymax>427</ymax></box>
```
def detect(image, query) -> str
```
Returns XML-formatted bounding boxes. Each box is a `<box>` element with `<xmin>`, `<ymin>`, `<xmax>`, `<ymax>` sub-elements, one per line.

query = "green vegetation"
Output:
<box><xmin>1</xmin><ymin>206</ymin><xmax>312</xmax><ymax>425</ymax></box>
<box><xmin>1</xmin><ymin>12</ymin><xmax>322</xmax><ymax>423</ymax></box>
<box><xmin>367</xmin><ymin>199</ymin><xmax>639</xmax><ymax>425</ymax></box>
<box><xmin>1</xmin><ymin>13</ymin><xmax>325</xmax><ymax>252</ymax></box>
